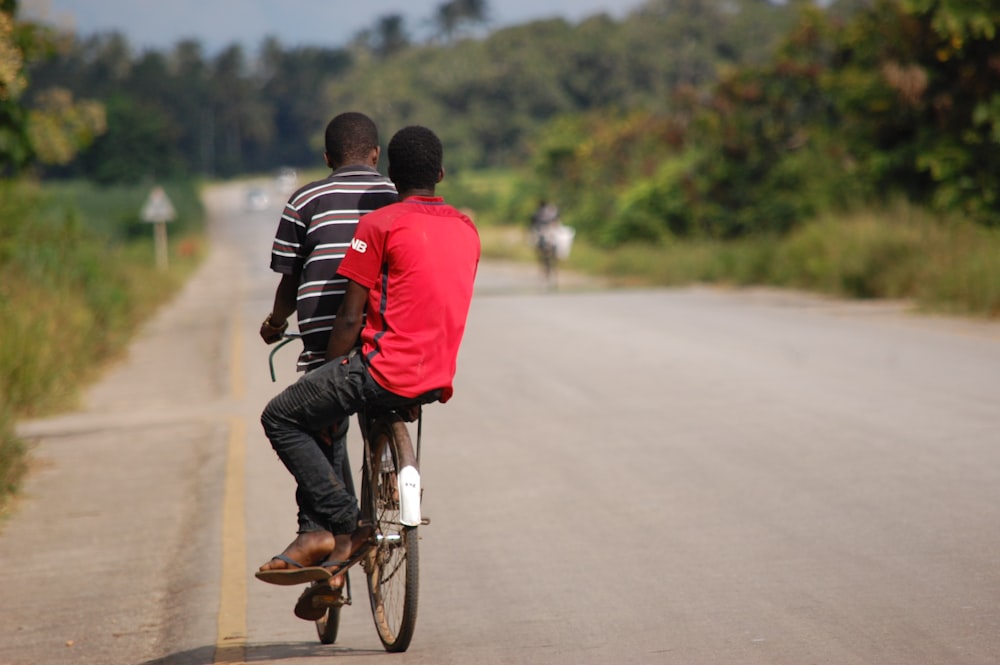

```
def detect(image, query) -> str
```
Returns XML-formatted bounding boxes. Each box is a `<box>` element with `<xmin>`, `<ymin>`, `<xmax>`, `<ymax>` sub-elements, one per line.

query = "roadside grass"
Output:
<box><xmin>0</xmin><ymin>411</ymin><xmax>25</xmax><ymax>521</ymax></box>
<box><xmin>479</xmin><ymin>202</ymin><xmax>1000</xmax><ymax>318</ymax></box>
<box><xmin>0</xmin><ymin>179</ymin><xmax>206</xmax><ymax>518</ymax></box>
<box><xmin>769</xmin><ymin>206</ymin><xmax>1000</xmax><ymax>316</ymax></box>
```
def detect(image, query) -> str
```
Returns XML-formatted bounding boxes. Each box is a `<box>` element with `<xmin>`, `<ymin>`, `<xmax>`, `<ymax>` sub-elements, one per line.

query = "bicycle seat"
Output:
<box><xmin>367</xmin><ymin>387</ymin><xmax>443</xmax><ymax>423</ymax></box>
<box><xmin>366</xmin><ymin>403</ymin><xmax>421</xmax><ymax>423</ymax></box>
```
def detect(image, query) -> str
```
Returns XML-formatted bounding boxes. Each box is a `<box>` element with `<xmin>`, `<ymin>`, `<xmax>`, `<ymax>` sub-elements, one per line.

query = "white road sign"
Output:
<box><xmin>141</xmin><ymin>186</ymin><xmax>176</xmax><ymax>223</ymax></box>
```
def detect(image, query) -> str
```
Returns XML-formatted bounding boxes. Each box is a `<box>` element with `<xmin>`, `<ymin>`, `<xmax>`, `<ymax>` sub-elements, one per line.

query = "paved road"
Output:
<box><xmin>3</xmin><ymin>182</ymin><xmax>1000</xmax><ymax>665</ymax></box>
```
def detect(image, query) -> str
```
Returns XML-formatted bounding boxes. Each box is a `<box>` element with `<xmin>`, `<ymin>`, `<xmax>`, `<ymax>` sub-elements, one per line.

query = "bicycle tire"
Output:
<box><xmin>364</xmin><ymin>416</ymin><xmax>420</xmax><ymax>652</ymax></box>
<box><xmin>313</xmin><ymin>569</ymin><xmax>350</xmax><ymax>644</ymax></box>
<box><xmin>540</xmin><ymin>246</ymin><xmax>557</xmax><ymax>288</ymax></box>
<box><xmin>315</xmin><ymin>605</ymin><xmax>341</xmax><ymax>644</ymax></box>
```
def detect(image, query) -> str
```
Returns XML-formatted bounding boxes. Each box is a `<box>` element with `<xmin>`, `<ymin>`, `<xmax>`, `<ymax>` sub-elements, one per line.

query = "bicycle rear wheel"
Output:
<box><xmin>363</xmin><ymin>417</ymin><xmax>419</xmax><ymax>652</ymax></box>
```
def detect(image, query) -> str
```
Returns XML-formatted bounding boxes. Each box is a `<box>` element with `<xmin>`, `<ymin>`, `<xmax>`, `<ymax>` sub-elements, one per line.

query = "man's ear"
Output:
<box><xmin>369</xmin><ymin>146</ymin><xmax>381</xmax><ymax>166</ymax></box>
<box><xmin>437</xmin><ymin>167</ymin><xmax>445</xmax><ymax>184</ymax></box>
<box><xmin>323</xmin><ymin>152</ymin><xmax>332</xmax><ymax>168</ymax></box>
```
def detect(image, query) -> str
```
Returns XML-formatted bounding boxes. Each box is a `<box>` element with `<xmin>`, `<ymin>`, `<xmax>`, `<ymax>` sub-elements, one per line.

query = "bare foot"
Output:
<box><xmin>325</xmin><ymin>525</ymin><xmax>374</xmax><ymax>589</ymax></box>
<box><xmin>259</xmin><ymin>530</ymin><xmax>335</xmax><ymax>572</ymax></box>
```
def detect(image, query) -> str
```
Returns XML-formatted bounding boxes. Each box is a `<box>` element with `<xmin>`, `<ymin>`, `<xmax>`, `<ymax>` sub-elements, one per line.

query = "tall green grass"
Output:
<box><xmin>481</xmin><ymin>201</ymin><xmax>1000</xmax><ymax>318</ymax></box>
<box><xmin>0</xmin><ymin>179</ymin><xmax>205</xmax><ymax>517</ymax></box>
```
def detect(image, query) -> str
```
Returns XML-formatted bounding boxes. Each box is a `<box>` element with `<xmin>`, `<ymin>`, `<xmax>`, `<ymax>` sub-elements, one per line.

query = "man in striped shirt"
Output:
<box><xmin>260</xmin><ymin>112</ymin><xmax>397</xmax><ymax>365</ymax></box>
<box><xmin>258</xmin><ymin>112</ymin><xmax>397</xmax><ymax>566</ymax></box>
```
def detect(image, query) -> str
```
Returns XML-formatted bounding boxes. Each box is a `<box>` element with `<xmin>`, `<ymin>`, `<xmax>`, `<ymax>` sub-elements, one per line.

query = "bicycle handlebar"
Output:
<box><xmin>268</xmin><ymin>331</ymin><xmax>301</xmax><ymax>382</ymax></box>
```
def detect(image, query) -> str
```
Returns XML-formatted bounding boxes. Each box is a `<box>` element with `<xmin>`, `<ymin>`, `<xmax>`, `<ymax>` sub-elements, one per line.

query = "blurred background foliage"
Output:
<box><xmin>6</xmin><ymin>0</ymin><xmax>999</xmax><ymax>236</ymax></box>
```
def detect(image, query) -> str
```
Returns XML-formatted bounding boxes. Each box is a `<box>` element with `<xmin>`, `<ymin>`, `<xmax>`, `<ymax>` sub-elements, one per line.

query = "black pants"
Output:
<box><xmin>261</xmin><ymin>352</ymin><xmax>437</xmax><ymax>534</ymax></box>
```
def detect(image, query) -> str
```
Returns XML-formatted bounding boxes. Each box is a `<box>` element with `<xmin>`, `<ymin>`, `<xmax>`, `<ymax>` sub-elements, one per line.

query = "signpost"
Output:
<box><xmin>140</xmin><ymin>186</ymin><xmax>177</xmax><ymax>270</ymax></box>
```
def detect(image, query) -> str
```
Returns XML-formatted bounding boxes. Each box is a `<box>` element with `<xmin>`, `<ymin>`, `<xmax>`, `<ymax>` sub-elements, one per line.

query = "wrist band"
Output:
<box><xmin>263</xmin><ymin>315</ymin><xmax>288</xmax><ymax>331</ymax></box>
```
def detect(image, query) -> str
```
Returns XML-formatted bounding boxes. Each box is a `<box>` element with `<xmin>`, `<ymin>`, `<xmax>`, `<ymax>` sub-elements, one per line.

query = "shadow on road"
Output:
<box><xmin>138</xmin><ymin>642</ymin><xmax>385</xmax><ymax>664</ymax></box>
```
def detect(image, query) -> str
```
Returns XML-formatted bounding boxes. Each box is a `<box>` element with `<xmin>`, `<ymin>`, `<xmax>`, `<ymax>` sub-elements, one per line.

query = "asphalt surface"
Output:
<box><xmin>3</xmin><ymin>181</ymin><xmax>1000</xmax><ymax>664</ymax></box>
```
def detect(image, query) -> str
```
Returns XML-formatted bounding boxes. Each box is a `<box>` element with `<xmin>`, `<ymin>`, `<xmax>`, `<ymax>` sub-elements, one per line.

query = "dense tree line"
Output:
<box><xmin>6</xmin><ymin>0</ymin><xmax>999</xmax><ymax>235</ymax></box>
<box><xmin>15</xmin><ymin>0</ymin><xmax>791</xmax><ymax>181</ymax></box>
<box><xmin>322</xmin><ymin>0</ymin><xmax>793</xmax><ymax>169</ymax></box>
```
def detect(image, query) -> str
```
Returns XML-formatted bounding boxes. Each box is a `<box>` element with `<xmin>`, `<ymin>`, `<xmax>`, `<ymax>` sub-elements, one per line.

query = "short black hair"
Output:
<box><xmin>325</xmin><ymin>112</ymin><xmax>379</xmax><ymax>166</ymax></box>
<box><xmin>387</xmin><ymin>126</ymin><xmax>442</xmax><ymax>193</ymax></box>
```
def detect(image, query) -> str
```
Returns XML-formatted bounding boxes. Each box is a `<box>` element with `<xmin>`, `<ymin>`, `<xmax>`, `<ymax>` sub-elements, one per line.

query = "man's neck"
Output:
<box><xmin>332</xmin><ymin>162</ymin><xmax>375</xmax><ymax>171</ymax></box>
<box><xmin>399</xmin><ymin>188</ymin><xmax>436</xmax><ymax>199</ymax></box>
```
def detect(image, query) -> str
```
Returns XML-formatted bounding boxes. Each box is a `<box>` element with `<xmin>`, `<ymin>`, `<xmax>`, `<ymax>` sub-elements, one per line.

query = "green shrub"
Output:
<box><xmin>915</xmin><ymin>223</ymin><xmax>1000</xmax><ymax>316</ymax></box>
<box><xmin>481</xmin><ymin>197</ymin><xmax>1000</xmax><ymax>320</ymax></box>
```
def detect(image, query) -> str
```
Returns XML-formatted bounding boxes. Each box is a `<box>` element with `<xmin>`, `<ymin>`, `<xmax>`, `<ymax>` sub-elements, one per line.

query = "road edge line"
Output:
<box><xmin>214</xmin><ymin>416</ymin><xmax>248</xmax><ymax>663</ymax></box>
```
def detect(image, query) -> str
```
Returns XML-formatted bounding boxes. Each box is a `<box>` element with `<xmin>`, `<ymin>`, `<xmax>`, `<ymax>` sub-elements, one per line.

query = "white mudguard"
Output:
<box><xmin>398</xmin><ymin>465</ymin><xmax>421</xmax><ymax>527</ymax></box>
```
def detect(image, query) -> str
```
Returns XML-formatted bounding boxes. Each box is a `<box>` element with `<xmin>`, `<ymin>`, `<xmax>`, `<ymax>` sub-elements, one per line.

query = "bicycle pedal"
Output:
<box><xmin>421</xmin><ymin>516</ymin><xmax>431</xmax><ymax>525</ymax></box>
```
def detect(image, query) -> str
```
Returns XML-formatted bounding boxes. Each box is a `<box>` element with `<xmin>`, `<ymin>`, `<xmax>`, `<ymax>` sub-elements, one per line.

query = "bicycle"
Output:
<box><xmin>267</xmin><ymin>333</ymin><xmax>427</xmax><ymax>652</ymax></box>
<box><xmin>532</xmin><ymin>223</ymin><xmax>574</xmax><ymax>291</ymax></box>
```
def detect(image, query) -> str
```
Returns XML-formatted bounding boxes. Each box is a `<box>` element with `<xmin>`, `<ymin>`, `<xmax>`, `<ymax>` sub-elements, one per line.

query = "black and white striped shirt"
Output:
<box><xmin>270</xmin><ymin>165</ymin><xmax>397</xmax><ymax>371</ymax></box>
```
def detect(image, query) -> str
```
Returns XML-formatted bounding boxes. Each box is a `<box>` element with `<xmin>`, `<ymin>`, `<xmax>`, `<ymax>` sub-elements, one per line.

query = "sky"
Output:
<box><xmin>21</xmin><ymin>0</ymin><xmax>649</xmax><ymax>55</ymax></box>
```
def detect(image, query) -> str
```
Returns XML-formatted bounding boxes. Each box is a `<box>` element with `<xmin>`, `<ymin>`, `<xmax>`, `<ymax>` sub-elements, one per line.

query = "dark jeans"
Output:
<box><xmin>298</xmin><ymin>417</ymin><xmax>352</xmax><ymax>534</ymax></box>
<box><xmin>261</xmin><ymin>351</ymin><xmax>437</xmax><ymax>535</ymax></box>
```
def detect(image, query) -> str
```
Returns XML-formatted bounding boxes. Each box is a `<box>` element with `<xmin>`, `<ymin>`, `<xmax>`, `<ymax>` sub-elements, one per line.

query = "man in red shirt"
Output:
<box><xmin>256</xmin><ymin>126</ymin><xmax>480</xmax><ymax>610</ymax></box>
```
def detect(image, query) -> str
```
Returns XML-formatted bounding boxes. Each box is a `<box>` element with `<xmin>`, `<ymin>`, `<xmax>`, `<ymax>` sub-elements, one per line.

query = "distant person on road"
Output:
<box><xmin>530</xmin><ymin>199</ymin><xmax>562</xmax><ymax>288</ymax></box>
<box><xmin>256</xmin><ymin>125</ymin><xmax>480</xmax><ymax>608</ymax></box>
<box><xmin>530</xmin><ymin>199</ymin><xmax>560</xmax><ymax>240</ymax></box>
<box><xmin>258</xmin><ymin>111</ymin><xmax>397</xmax><ymax>566</ymax></box>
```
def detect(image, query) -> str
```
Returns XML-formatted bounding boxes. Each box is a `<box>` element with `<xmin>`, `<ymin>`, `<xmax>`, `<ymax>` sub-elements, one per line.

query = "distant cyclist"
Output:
<box><xmin>530</xmin><ymin>199</ymin><xmax>561</xmax><ymax>288</ymax></box>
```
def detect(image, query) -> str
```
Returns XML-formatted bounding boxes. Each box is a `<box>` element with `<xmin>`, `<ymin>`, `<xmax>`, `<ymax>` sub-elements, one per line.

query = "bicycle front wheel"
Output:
<box><xmin>315</xmin><ymin>605</ymin><xmax>341</xmax><ymax>644</ymax></box>
<box><xmin>364</xmin><ymin>417</ymin><xmax>419</xmax><ymax>652</ymax></box>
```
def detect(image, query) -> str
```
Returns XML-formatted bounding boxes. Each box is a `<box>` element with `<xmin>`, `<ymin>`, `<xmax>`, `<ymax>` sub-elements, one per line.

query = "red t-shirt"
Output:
<box><xmin>337</xmin><ymin>196</ymin><xmax>480</xmax><ymax>402</ymax></box>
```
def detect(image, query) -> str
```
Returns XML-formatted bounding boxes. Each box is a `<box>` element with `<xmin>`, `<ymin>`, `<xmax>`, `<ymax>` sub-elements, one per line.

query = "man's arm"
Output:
<box><xmin>325</xmin><ymin>279</ymin><xmax>369</xmax><ymax>361</ymax></box>
<box><xmin>260</xmin><ymin>273</ymin><xmax>297</xmax><ymax>343</ymax></box>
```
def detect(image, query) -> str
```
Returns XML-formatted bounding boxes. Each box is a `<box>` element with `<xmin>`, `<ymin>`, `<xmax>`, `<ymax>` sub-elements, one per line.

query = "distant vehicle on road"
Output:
<box><xmin>245</xmin><ymin>186</ymin><xmax>270</xmax><ymax>211</ymax></box>
<box><xmin>275</xmin><ymin>168</ymin><xmax>298</xmax><ymax>195</ymax></box>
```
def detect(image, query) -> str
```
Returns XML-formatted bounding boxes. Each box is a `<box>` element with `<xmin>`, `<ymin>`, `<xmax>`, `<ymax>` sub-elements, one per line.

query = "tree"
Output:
<box><xmin>1</xmin><ymin>4</ymin><xmax>105</xmax><ymax>176</ymax></box>
<box><xmin>258</xmin><ymin>39</ymin><xmax>352</xmax><ymax>168</ymax></box>
<box><xmin>27</xmin><ymin>87</ymin><xmax>105</xmax><ymax>166</ymax></box>
<box><xmin>371</xmin><ymin>14</ymin><xmax>410</xmax><ymax>57</ymax></box>
<box><xmin>76</xmin><ymin>94</ymin><xmax>178</xmax><ymax>184</ymax></box>
<box><xmin>0</xmin><ymin>8</ymin><xmax>31</xmax><ymax>174</ymax></box>
<box><xmin>434</xmin><ymin>0</ymin><xmax>490</xmax><ymax>41</ymax></box>
<box><xmin>802</xmin><ymin>0</ymin><xmax>1000</xmax><ymax>224</ymax></box>
<box><xmin>896</xmin><ymin>0</ymin><xmax>1000</xmax><ymax>223</ymax></box>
